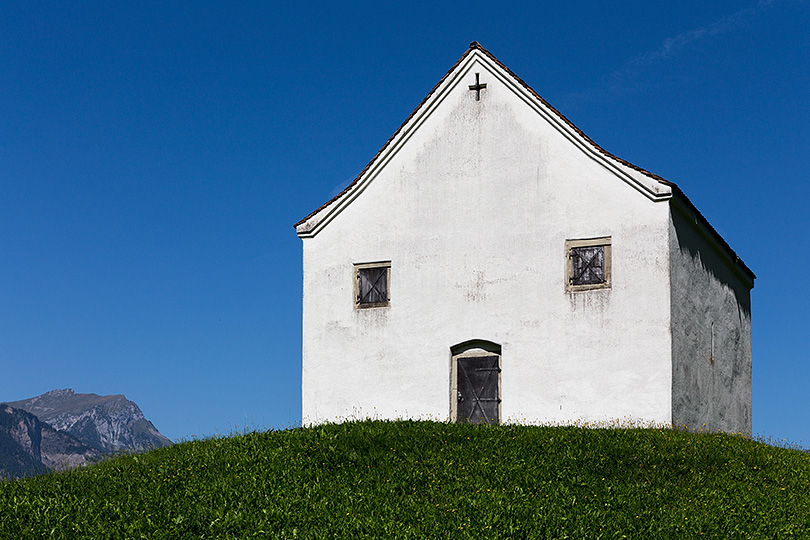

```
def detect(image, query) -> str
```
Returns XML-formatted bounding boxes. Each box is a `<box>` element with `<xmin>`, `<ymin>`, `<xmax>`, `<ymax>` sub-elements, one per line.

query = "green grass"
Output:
<box><xmin>2</xmin><ymin>420</ymin><xmax>809</xmax><ymax>538</ymax></box>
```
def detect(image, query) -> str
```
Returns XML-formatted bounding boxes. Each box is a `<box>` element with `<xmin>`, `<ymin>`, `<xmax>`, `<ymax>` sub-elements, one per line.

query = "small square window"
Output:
<box><xmin>354</xmin><ymin>262</ymin><xmax>391</xmax><ymax>308</ymax></box>
<box><xmin>566</xmin><ymin>237</ymin><xmax>611</xmax><ymax>291</ymax></box>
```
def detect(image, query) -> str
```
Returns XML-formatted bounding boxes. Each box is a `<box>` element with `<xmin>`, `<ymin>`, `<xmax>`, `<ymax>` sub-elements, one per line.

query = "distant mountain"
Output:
<box><xmin>0</xmin><ymin>404</ymin><xmax>100</xmax><ymax>479</ymax></box>
<box><xmin>6</xmin><ymin>389</ymin><xmax>172</xmax><ymax>453</ymax></box>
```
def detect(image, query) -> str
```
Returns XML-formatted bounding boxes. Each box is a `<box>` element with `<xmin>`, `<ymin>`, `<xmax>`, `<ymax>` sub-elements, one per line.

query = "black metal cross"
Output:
<box><xmin>468</xmin><ymin>72</ymin><xmax>487</xmax><ymax>101</ymax></box>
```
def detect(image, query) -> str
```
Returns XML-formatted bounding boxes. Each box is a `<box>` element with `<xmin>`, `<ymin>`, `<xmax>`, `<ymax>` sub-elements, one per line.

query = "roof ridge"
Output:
<box><xmin>293</xmin><ymin>45</ymin><xmax>478</xmax><ymax>228</ymax></box>
<box><xmin>471</xmin><ymin>43</ymin><xmax>672</xmax><ymax>186</ymax></box>
<box><xmin>292</xmin><ymin>43</ymin><xmax>753</xmax><ymax>280</ymax></box>
<box><xmin>294</xmin><ymin>42</ymin><xmax>672</xmax><ymax>229</ymax></box>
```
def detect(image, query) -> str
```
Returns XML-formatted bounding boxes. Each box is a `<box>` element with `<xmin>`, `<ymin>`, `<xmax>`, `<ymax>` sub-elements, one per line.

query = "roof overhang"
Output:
<box><xmin>295</xmin><ymin>43</ymin><xmax>675</xmax><ymax>239</ymax></box>
<box><xmin>294</xmin><ymin>42</ymin><xmax>751</xmax><ymax>286</ymax></box>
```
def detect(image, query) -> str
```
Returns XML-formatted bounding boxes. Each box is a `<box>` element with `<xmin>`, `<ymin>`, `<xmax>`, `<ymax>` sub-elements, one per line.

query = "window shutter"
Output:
<box><xmin>358</xmin><ymin>267</ymin><xmax>388</xmax><ymax>305</ymax></box>
<box><xmin>571</xmin><ymin>245</ymin><xmax>605</xmax><ymax>286</ymax></box>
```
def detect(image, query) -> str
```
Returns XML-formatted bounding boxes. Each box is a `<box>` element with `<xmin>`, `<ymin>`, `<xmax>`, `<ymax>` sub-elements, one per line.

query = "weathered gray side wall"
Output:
<box><xmin>669</xmin><ymin>202</ymin><xmax>752</xmax><ymax>435</ymax></box>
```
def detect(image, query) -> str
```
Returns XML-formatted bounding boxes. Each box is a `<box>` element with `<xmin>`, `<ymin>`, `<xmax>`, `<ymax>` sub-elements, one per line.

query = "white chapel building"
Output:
<box><xmin>295</xmin><ymin>43</ymin><xmax>754</xmax><ymax>434</ymax></box>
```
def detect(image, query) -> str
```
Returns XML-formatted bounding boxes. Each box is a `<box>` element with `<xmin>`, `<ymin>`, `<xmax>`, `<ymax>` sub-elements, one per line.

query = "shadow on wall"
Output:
<box><xmin>671</xmin><ymin>208</ymin><xmax>752</xmax><ymax>318</ymax></box>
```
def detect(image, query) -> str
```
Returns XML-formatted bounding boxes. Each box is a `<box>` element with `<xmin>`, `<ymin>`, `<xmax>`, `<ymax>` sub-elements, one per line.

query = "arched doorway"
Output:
<box><xmin>450</xmin><ymin>340</ymin><xmax>501</xmax><ymax>424</ymax></box>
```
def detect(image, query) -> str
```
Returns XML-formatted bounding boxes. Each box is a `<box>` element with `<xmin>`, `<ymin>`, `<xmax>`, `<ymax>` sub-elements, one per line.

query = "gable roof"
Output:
<box><xmin>295</xmin><ymin>42</ymin><xmax>754</xmax><ymax>283</ymax></box>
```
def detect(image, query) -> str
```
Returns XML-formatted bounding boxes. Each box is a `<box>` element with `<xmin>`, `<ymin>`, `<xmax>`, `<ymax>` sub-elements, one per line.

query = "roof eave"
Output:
<box><xmin>294</xmin><ymin>43</ymin><xmax>753</xmax><ymax>285</ymax></box>
<box><xmin>295</xmin><ymin>42</ymin><xmax>674</xmax><ymax>236</ymax></box>
<box><xmin>670</xmin><ymin>187</ymin><xmax>756</xmax><ymax>286</ymax></box>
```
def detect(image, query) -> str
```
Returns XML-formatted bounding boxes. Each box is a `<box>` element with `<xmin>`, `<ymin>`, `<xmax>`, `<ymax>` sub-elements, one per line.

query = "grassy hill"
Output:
<box><xmin>1</xmin><ymin>420</ymin><xmax>809</xmax><ymax>538</ymax></box>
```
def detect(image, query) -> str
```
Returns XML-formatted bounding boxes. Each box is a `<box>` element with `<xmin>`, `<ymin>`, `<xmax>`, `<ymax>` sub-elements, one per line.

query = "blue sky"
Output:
<box><xmin>1</xmin><ymin>1</ymin><xmax>808</xmax><ymax>444</ymax></box>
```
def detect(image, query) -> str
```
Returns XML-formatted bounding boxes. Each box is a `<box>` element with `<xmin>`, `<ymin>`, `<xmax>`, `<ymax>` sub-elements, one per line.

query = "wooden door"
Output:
<box><xmin>456</xmin><ymin>355</ymin><xmax>500</xmax><ymax>424</ymax></box>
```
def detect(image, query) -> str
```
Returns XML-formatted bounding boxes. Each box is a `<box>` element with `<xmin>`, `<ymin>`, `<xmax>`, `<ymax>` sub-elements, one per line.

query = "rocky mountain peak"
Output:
<box><xmin>1</xmin><ymin>404</ymin><xmax>101</xmax><ymax>479</ymax></box>
<box><xmin>44</xmin><ymin>388</ymin><xmax>76</xmax><ymax>398</ymax></box>
<box><xmin>7</xmin><ymin>390</ymin><xmax>172</xmax><ymax>454</ymax></box>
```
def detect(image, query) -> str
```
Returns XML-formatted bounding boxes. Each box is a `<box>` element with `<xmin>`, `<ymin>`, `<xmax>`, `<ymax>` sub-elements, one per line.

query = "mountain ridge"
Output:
<box><xmin>7</xmin><ymin>389</ymin><xmax>172</xmax><ymax>453</ymax></box>
<box><xmin>0</xmin><ymin>404</ymin><xmax>100</xmax><ymax>479</ymax></box>
<box><xmin>1</xmin><ymin>389</ymin><xmax>172</xmax><ymax>479</ymax></box>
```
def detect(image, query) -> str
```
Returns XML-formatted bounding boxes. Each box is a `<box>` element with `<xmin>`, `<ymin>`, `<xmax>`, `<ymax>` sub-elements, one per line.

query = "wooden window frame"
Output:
<box><xmin>565</xmin><ymin>237</ymin><xmax>612</xmax><ymax>292</ymax></box>
<box><xmin>354</xmin><ymin>261</ymin><xmax>391</xmax><ymax>309</ymax></box>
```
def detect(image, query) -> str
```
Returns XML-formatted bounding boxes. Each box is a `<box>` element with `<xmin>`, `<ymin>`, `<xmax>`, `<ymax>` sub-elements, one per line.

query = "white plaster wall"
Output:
<box><xmin>301</xmin><ymin>58</ymin><xmax>673</xmax><ymax>426</ymax></box>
